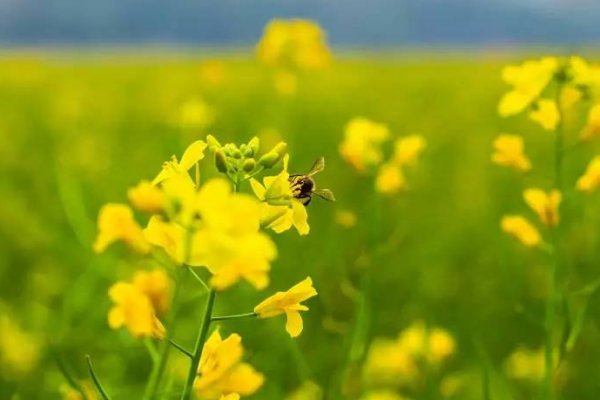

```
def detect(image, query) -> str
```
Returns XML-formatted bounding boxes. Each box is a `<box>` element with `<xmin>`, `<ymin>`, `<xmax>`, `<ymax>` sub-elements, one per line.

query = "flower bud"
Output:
<box><xmin>272</xmin><ymin>142</ymin><xmax>288</xmax><ymax>158</ymax></box>
<box><xmin>258</xmin><ymin>151</ymin><xmax>280</xmax><ymax>168</ymax></box>
<box><xmin>206</xmin><ymin>134</ymin><xmax>221</xmax><ymax>149</ymax></box>
<box><xmin>243</xmin><ymin>158</ymin><xmax>256</xmax><ymax>172</ymax></box>
<box><xmin>247</xmin><ymin>137</ymin><xmax>260</xmax><ymax>155</ymax></box>
<box><xmin>214</xmin><ymin>149</ymin><xmax>228</xmax><ymax>173</ymax></box>
<box><xmin>223</xmin><ymin>143</ymin><xmax>236</xmax><ymax>155</ymax></box>
<box><xmin>232</xmin><ymin>149</ymin><xmax>243</xmax><ymax>159</ymax></box>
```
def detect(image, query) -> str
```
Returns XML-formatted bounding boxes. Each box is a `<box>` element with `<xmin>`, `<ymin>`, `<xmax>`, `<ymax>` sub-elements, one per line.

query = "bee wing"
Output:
<box><xmin>312</xmin><ymin>189</ymin><xmax>336</xmax><ymax>202</ymax></box>
<box><xmin>307</xmin><ymin>157</ymin><xmax>325</xmax><ymax>176</ymax></box>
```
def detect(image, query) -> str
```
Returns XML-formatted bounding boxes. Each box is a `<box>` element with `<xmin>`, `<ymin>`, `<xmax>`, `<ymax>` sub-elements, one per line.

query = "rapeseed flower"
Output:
<box><xmin>335</xmin><ymin>209</ymin><xmax>357</xmax><ymax>228</ymax></box>
<box><xmin>393</xmin><ymin>135</ymin><xmax>427</xmax><ymax>167</ymax></box>
<box><xmin>501</xmin><ymin>216</ymin><xmax>541</xmax><ymax>248</ymax></box>
<box><xmin>570</xmin><ymin>56</ymin><xmax>600</xmax><ymax>89</ymax></box>
<box><xmin>250</xmin><ymin>155</ymin><xmax>309</xmax><ymax>235</ymax></box>
<box><xmin>529</xmin><ymin>99</ymin><xmax>560</xmax><ymax>130</ymax></box>
<box><xmin>195</xmin><ymin>330</ymin><xmax>264</xmax><ymax>399</ymax></box>
<box><xmin>504</xmin><ymin>346</ymin><xmax>546</xmax><ymax>382</ymax></box>
<box><xmin>492</xmin><ymin>134</ymin><xmax>531</xmax><ymax>173</ymax></box>
<box><xmin>364</xmin><ymin>338</ymin><xmax>418</xmax><ymax>385</ymax></box>
<box><xmin>523</xmin><ymin>188</ymin><xmax>561</xmax><ymax>228</ymax></box>
<box><xmin>274</xmin><ymin>70</ymin><xmax>298</xmax><ymax>96</ymax></box>
<box><xmin>254</xmin><ymin>277</ymin><xmax>318</xmax><ymax>338</ymax></box>
<box><xmin>340</xmin><ymin>118</ymin><xmax>390</xmax><ymax>172</ymax></box>
<box><xmin>0</xmin><ymin>316</ymin><xmax>40</xmax><ymax>378</ymax></box>
<box><xmin>285</xmin><ymin>381</ymin><xmax>322</xmax><ymax>400</ymax></box>
<box><xmin>93</xmin><ymin>203</ymin><xmax>150</xmax><ymax>254</ymax></box>
<box><xmin>580</xmin><ymin>104</ymin><xmax>600</xmax><ymax>142</ymax></box>
<box><xmin>498</xmin><ymin>57</ymin><xmax>558</xmax><ymax>117</ymax></box>
<box><xmin>178</xmin><ymin>98</ymin><xmax>215</xmax><ymax>130</ymax></box>
<box><xmin>577</xmin><ymin>155</ymin><xmax>600</xmax><ymax>193</ymax></box>
<box><xmin>375</xmin><ymin>163</ymin><xmax>406</xmax><ymax>195</ymax></box>
<box><xmin>427</xmin><ymin>328</ymin><xmax>457</xmax><ymax>365</ymax></box>
<box><xmin>108</xmin><ymin>282</ymin><xmax>165</xmax><ymax>339</ymax></box>
<box><xmin>128</xmin><ymin>180</ymin><xmax>165</xmax><ymax>214</ymax></box>
<box><xmin>153</xmin><ymin>140</ymin><xmax>207</xmax><ymax>185</ymax></box>
<box><xmin>132</xmin><ymin>268</ymin><xmax>171</xmax><ymax>315</ymax></box>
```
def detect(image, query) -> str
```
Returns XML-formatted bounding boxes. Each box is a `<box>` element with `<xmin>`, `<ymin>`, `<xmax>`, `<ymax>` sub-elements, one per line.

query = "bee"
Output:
<box><xmin>289</xmin><ymin>157</ymin><xmax>336</xmax><ymax>206</ymax></box>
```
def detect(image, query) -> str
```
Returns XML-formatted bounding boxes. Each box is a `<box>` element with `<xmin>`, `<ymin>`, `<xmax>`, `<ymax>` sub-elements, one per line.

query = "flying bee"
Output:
<box><xmin>289</xmin><ymin>157</ymin><xmax>336</xmax><ymax>206</ymax></box>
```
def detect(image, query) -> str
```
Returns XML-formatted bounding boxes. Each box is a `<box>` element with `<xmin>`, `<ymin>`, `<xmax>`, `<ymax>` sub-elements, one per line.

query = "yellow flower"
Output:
<box><xmin>335</xmin><ymin>209</ymin><xmax>357</xmax><ymax>228</ymax></box>
<box><xmin>60</xmin><ymin>382</ymin><xmax>98</xmax><ymax>400</ymax></box>
<box><xmin>178</xmin><ymin>98</ymin><xmax>215</xmax><ymax>130</ymax></box>
<box><xmin>132</xmin><ymin>269</ymin><xmax>171</xmax><ymax>315</ymax></box>
<box><xmin>577</xmin><ymin>155</ymin><xmax>600</xmax><ymax>193</ymax></box>
<box><xmin>220</xmin><ymin>395</ymin><xmax>240</xmax><ymax>400</ymax></box>
<box><xmin>570</xmin><ymin>56</ymin><xmax>600</xmax><ymax>89</ymax></box>
<box><xmin>250</xmin><ymin>155</ymin><xmax>309</xmax><ymax>235</ymax></box>
<box><xmin>393</xmin><ymin>135</ymin><xmax>427</xmax><ymax>167</ymax></box>
<box><xmin>153</xmin><ymin>140</ymin><xmax>207</xmax><ymax>185</ymax></box>
<box><xmin>375</xmin><ymin>163</ymin><xmax>406</xmax><ymax>195</ymax></box>
<box><xmin>361</xmin><ymin>391</ymin><xmax>408</xmax><ymax>400</ymax></box>
<box><xmin>501</xmin><ymin>215</ymin><xmax>542</xmax><ymax>248</ymax></box>
<box><xmin>364</xmin><ymin>338</ymin><xmax>417</xmax><ymax>385</ymax></box>
<box><xmin>0</xmin><ymin>316</ymin><xmax>40</xmax><ymax>378</ymax></box>
<box><xmin>285</xmin><ymin>381</ymin><xmax>322</xmax><ymax>400</ymax></box>
<box><xmin>107</xmin><ymin>282</ymin><xmax>165</xmax><ymax>339</ymax></box>
<box><xmin>523</xmin><ymin>188</ymin><xmax>561</xmax><ymax>228</ymax></box>
<box><xmin>492</xmin><ymin>134</ymin><xmax>531</xmax><ymax>173</ymax></box>
<box><xmin>504</xmin><ymin>347</ymin><xmax>546</xmax><ymax>382</ymax></box>
<box><xmin>257</xmin><ymin>19</ymin><xmax>331</xmax><ymax>70</ymax></box>
<box><xmin>195</xmin><ymin>330</ymin><xmax>264</xmax><ymax>399</ymax></box>
<box><xmin>93</xmin><ymin>203</ymin><xmax>150</xmax><ymax>254</ymax></box>
<box><xmin>580</xmin><ymin>104</ymin><xmax>600</xmax><ymax>142</ymax></box>
<box><xmin>397</xmin><ymin>320</ymin><xmax>427</xmax><ymax>357</ymax></box>
<box><xmin>529</xmin><ymin>99</ymin><xmax>560</xmax><ymax>130</ymax></box>
<box><xmin>254</xmin><ymin>277</ymin><xmax>318</xmax><ymax>338</ymax></box>
<box><xmin>274</xmin><ymin>70</ymin><xmax>298</xmax><ymax>96</ymax></box>
<box><xmin>499</xmin><ymin>57</ymin><xmax>558</xmax><ymax>117</ymax></box>
<box><xmin>427</xmin><ymin>328</ymin><xmax>456</xmax><ymax>364</ymax></box>
<box><xmin>340</xmin><ymin>118</ymin><xmax>390</xmax><ymax>172</ymax></box>
<box><xmin>128</xmin><ymin>180</ymin><xmax>165</xmax><ymax>214</ymax></box>
<box><xmin>560</xmin><ymin>86</ymin><xmax>582</xmax><ymax>111</ymax></box>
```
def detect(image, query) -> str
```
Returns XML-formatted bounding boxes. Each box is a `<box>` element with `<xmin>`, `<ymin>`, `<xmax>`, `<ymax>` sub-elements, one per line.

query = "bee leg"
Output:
<box><xmin>300</xmin><ymin>195</ymin><xmax>312</xmax><ymax>206</ymax></box>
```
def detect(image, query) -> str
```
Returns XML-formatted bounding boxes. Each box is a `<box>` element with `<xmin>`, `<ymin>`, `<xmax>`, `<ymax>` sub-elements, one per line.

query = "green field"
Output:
<box><xmin>1</xmin><ymin>52</ymin><xmax>599</xmax><ymax>400</ymax></box>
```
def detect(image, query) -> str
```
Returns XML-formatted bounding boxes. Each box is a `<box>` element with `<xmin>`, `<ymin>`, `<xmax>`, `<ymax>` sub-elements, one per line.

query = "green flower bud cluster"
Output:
<box><xmin>206</xmin><ymin>134</ymin><xmax>288</xmax><ymax>184</ymax></box>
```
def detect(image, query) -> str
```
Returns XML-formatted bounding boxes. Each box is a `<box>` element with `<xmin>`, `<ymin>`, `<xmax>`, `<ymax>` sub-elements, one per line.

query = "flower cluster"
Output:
<box><xmin>340</xmin><ymin>117</ymin><xmax>427</xmax><ymax>195</ymax></box>
<box><xmin>91</xmin><ymin>135</ymin><xmax>324</xmax><ymax>400</ymax></box>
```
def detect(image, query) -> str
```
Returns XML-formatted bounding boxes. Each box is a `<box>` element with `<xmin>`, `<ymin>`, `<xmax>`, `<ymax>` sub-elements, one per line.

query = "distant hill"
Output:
<box><xmin>0</xmin><ymin>0</ymin><xmax>599</xmax><ymax>46</ymax></box>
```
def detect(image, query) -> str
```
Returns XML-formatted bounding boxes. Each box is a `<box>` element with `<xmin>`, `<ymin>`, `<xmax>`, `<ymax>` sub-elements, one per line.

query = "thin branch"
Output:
<box><xmin>85</xmin><ymin>355</ymin><xmax>112</xmax><ymax>400</ymax></box>
<box><xmin>211</xmin><ymin>312</ymin><xmax>257</xmax><ymax>322</ymax></box>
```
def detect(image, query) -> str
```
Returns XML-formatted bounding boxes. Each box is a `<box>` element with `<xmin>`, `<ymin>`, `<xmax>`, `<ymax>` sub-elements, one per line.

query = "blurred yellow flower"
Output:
<box><xmin>529</xmin><ymin>99</ymin><xmax>560</xmax><ymax>130</ymax></box>
<box><xmin>153</xmin><ymin>140</ymin><xmax>207</xmax><ymax>185</ymax></box>
<box><xmin>60</xmin><ymin>382</ymin><xmax>98</xmax><ymax>400</ymax></box>
<box><xmin>501</xmin><ymin>215</ymin><xmax>541</xmax><ymax>248</ymax></box>
<box><xmin>132</xmin><ymin>269</ymin><xmax>171</xmax><ymax>315</ymax></box>
<box><xmin>570</xmin><ymin>56</ymin><xmax>600</xmax><ymax>89</ymax></box>
<box><xmin>220</xmin><ymin>395</ymin><xmax>240</xmax><ymax>400</ymax></box>
<box><xmin>201</xmin><ymin>60</ymin><xmax>227</xmax><ymax>86</ymax></box>
<box><xmin>340</xmin><ymin>118</ymin><xmax>390</xmax><ymax>172</ymax></box>
<box><xmin>128</xmin><ymin>180</ymin><xmax>165</xmax><ymax>214</ymax></box>
<box><xmin>427</xmin><ymin>328</ymin><xmax>456</xmax><ymax>364</ymax></box>
<box><xmin>257</xmin><ymin>19</ymin><xmax>331</xmax><ymax>70</ymax></box>
<box><xmin>375</xmin><ymin>163</ymin><xmax>406</xmax><ymax>195</ymax></box>
<box><xmin>397</xmin><ymin>320</ymin><xmax>427</xmax><ymax>356</ymax></box>
<box><xmin>504</xmin><ymin>346</ymin><xmax>546</xmax><ymax>382</ymax></box>
<box><xmin>251</xmin><ymin>155</ymin><xmax>309</xmax><ymax>235</ymax></box>
<box><xmin>580</xmin><ymin>104</ymin><xmax>600</xmax><ymax>142</ymax></box>
<box><xmin>274</xmin><ymin>70</ymin><xmax>298</xmax><ymax>96</ymax></box>
<box><xmin>394</xmin><ymin>135</ymin><xmax>427</xmax><ymax>167</ymax></box>
<box><xmin>364</xmin><ymin>339</ymin><xmax>417</xmax><ymax>384</ymax></box>
<box><xmin>361</xmin><ymin>391</ymin><xmax>408</xmax><ymax>400</ymax></box>
<box><xmin>178</xmin><ymin>98</ymin><xmax>215</xmax><ymax>130</ymax></box>
<box><xmin>93</xmin><ymin>203</ymin><xmax>150</xmax><ymax>254</ymax></box>
<box><xmin>108</xmin><ymin>282</ymin><xmax>165</xmax><ymax>339</ymax></box>
<box><xmin>254</xmin><ymin>277</ymin><xmax>318</xmax><ymax>338</ymax></box>
<box><xmin>195</xmin><ymin>330</ymin><xmax>264</xmax><ymax>399</ymax></box>
<box><xmin>335</xmin><ymin>209</ymin><xmax>357</xmax><ymax>228</ymax></box>
<box><xmin>560</xmin><ymin>86</ymin><xmax>582</xmax><ymax>110</ymax></box>
<box><xmin>498</xmin><ymin>57</ymin><xmax>558</xmax><ymax>117</ymax></box>
<box><xmin>285</xmin><ymin>381</ymin><xmax>323</xmax><ymax>400</ymax></box>
<box><xmin>396</xmin><ymin>321</ymin><xmax>456</xmax><ymax>365</ymax></box>
<box><xmin>492</xmin><ymin>134</ymin><xmax>531</xmax><ymax>173</ymax></box>
<box><xmin>577</xmin><ymin>155</ymin><xmax>600</xmax><ymax>193</ymax></box>
<box><xmin>523</xmin><ymin>188</ymin><xmax>561</xmax><ymax>228</ymax></box>
<box><xmin>0</xmin><ymin>316</ymin><xmax>40</xmax><ymax>378</ymax></box>
<box><xmin>439</xmin><ymin>375</ymin><xmax>463</xmax><ymax>397</ymax></box>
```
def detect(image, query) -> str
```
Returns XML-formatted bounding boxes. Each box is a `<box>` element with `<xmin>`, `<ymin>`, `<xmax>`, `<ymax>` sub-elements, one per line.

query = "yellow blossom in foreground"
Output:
<box><xmin>364</xmin><ymin>338</ymin><xmax>418</xmax><ymax>385</ymax></box>
<box><xmin>375</xmin><ymin>163</ymin><xmax>406</xmax><ymax>195</ymax></box>
<box><xmin>427</xmin><ymin>328</ymin><xmax>457</xmax><ymax>364</ymax></box>
<box><xmin>570</xmin><ymin>56</ymin><xmax>600</xmax><ymax>89</ymax></box>
<box><xmin>220</xmin><ymin>395</ymin><xmax>240</xmax><ymax>400</ymax></box>
<box><xmin>152</xmin><ymin>140</ymin><xmax>207</xmax><ymax>185</ymax></box>
<box><xmin>577</xmin><ymin>156</ymin><xmax>600</xmax><ymax>193</ymax></box>
<box><xmin>560</xmin><ymin>86</ymin><xmax>582</xmax><ymax>111</ymax></box>
<box><xmin>178</xmin><ymin>98</ymin><xmax>215</xmax><ymax>130</ymax></box>
<box><xmin>498</xmin><ymin>57</ymin><xmax>558</xmax><ymax>117</ymax></box>
<box><xmin>529</xmin><ymin>99</ymin><xmax>560</xmax><ymax>130</ymax></box>
<box><xmin>257</xmin><ymin>19</ymin><xmax>331</xmax><ymax>69</ymax></box>
<box><xmin>0</xmin><ymin>316</ymin><xmax>40</xmax><ymax>378</ymax></box>
<box><xmin>133</xmin><ymin>269</ymin><xmax>171</xmax><ymax>315</ymax></box>
<box><xmin>274</xmin><ymin>70</ymin><xmax>298</xmax><ymax>96</ymax></box>
<box><xmin>580</xmin><ymin>104</ymin><xmax>600</xmax><ymax>142</ymax></box>
<box><xmin>195</xmin><ymin>330</ymin><xmax>264</xmax><ymax>399</ymax></box>
<box><xmin>250</xmin><ymin>155</ymin><xmax>309</xmax><ymax>235</ymax></box>
<box><xmin>335</xmin><ymin>209</ymin><xmax>357</xmax><ymax>228</ymax></box>
<box><xmin>361</xmin><ymin>391</ymin><xmax>408</xmax><ymax>400</ymax></box>
<box><xmin>394</xmin><ymin>135</ymin><xmax>427</xmax><ymax>167</ymax></box>
<box><xmin>254</xmin><ymin>277</ymin><xmax>318</xmax><ymax>338</ymax></box>
<box><xmin>128</xmin><ymin>180</ymin><xmax>165</xmax><ymax>214</ymax></box>
<box><xmin>501</xmin><ymin>215</ymin><xmax>541</xmax><ymax>248</ymax></box>
<box><xmin>340</xmin><ymin>118</ymin><xmax>390</xmax><ymax>172</ymax></box>
<box><xmin>524</xmin><ymin>188</ymin><xmax>561</xmax><ymax>228</ymax></box>
<box><xmin>492</xmin><ymin>134</ymin><xmax>531</xmax><ymax>173</ymax></box>
<box><xmin>397</xmin><ymin>320</ymin><xmax>427</xmax><ymax>357</ymax></box>
<box><xmin>504</xmin><ymin>347</ymin><xmax>546</xmax><ymax>382</ymax></box>
<box><xmin>93</xmin><ymin>203</ymin><xmax>150</xmax><ymax>254</ymax></box>
<box><xmin>108</xmin><ymin>282</ymin><xmax>165</xmax><ymax>339</ymax></box>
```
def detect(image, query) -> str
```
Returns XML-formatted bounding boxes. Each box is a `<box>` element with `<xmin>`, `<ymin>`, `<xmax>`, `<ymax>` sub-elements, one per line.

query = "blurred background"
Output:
<box><xmin>1</xmin><ymin>1</ymin><xmax>600</xmax><ymax>400</ymax></box>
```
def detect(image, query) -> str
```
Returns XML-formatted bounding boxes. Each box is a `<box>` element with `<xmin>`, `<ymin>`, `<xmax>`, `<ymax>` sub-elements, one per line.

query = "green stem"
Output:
<box><xmin>168</xmin><ymin>339</ymin><xmax>193</xmax><ymax>358</ymax></box>
<box><xmin>54</xmin><ymin>350</ymin><xmax>89</xmax><ymax>400</ymax></box>
<box><xmin>144</xmin><ymin>339</ymin><xmax>159</xmax><ymax>364</ymax></box>
<box><xmin>180</xmin><ymin>289</ymin><xmax>216</xmax><ymax>400</ymax></box>
<box><xmin>186</xmin><ymin>265</ymin><xmax>210</xmax><ymax>291</ymax></box>
<box><xmin>211</xmin><ymin>312</ymin><xmax>257</xmax><ymax>322</ymax></box>
<box><xmin>85</xmin><ymin>355</ymin><xmax>111</xmax><ymax>400</ymax></box>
